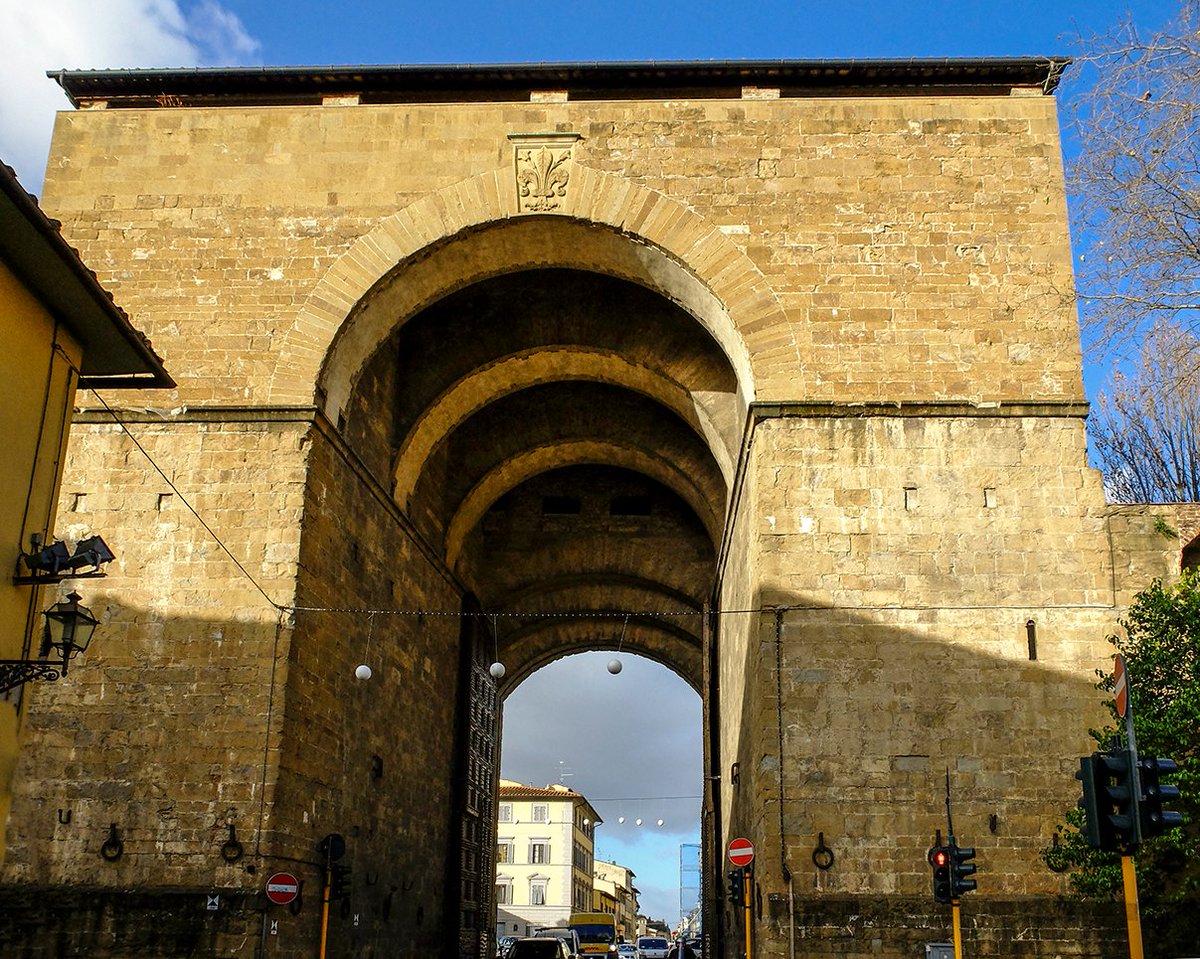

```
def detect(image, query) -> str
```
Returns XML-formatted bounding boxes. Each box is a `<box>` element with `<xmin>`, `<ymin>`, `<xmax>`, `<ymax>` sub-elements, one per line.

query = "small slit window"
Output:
<box><xmin>542</xmin><ymin>496</ymin><xmax>580</xmax><ymax>515</ymax></box>
<box><xmin>610</xmin><ymin>495</ymin><xmax>652</xmax><ymax>516</ymax></box>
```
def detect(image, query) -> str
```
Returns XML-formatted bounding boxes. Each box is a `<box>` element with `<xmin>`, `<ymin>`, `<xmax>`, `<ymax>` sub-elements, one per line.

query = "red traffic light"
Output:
<box><xmin>929</xmin><ymin>847</ymin><xmax>949</xmax><ymax>867</ymax></box>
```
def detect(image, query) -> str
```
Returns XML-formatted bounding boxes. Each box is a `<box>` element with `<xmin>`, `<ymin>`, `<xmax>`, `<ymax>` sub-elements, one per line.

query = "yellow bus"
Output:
<box><xmin>568</xmin><ymin>913</ymin><xmax>618</xmax><ymax>956</ymax></box>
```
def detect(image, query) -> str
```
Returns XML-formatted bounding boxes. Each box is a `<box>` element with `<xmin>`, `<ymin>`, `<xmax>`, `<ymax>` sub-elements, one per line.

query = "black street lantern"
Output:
<box><xmin>0</xmin><ymin>591</ymin><xmax>99</xmax><ymax>694</ymax></box>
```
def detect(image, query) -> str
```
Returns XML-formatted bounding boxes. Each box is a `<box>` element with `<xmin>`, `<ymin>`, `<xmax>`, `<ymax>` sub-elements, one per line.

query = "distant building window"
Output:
<box><xmin>497</xmin><ymin>840</ymin><xmax>513</xmax><ymax>864</ymax></box>
<box><xmin>499</xmin><ymin>804</ymin><xmax>513</xmax><ymax>823</ymax></box>
<box><xmin>530</xmin><ymin>841</ymin><xmax>550</xmax><ymax>864</ymax></box>
<box><xmin>532</xmin><ymin>804</ymin><xmax>549</xmax><ymax>823</ymax></box>
<box><xmin>530</xmin><ymin>880</ymin><xmax>547</xmax><ymax>905</ymax></box>
<box><xmin>495</xmin><ymin>881</ymin><xmax>512</xmax><ymax>905</ymax></box>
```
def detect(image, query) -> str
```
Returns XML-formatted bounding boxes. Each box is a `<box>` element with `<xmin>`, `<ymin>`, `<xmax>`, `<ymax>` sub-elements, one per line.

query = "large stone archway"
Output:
<box><xmin>2</xmin><ymin>59</ymin><xmax>1187</xmax><ymax>959</ymax></box>
<box><xmin>307</xmin><ymin>221</ymin><xmax>744</xmax><ymax>954</ymax></box>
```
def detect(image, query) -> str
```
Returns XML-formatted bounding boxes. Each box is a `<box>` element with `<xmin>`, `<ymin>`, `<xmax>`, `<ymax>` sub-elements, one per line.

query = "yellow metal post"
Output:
<box><xmin>318</xmin><ymin>866</ymin><xmax>331</xmax><ymax>959</ymax></box>
<box><xmin>743</xmin><ymin>867</ymin><xmax>752</xmax><ymax>959</ymax></box>
<box><xmin>950</xmin><ymin>901</ymin><xmax>963</xmax><ymax>959</ymax></box>
<box><xmin>1121</xmin><ymin>855</ymin><xmax>1144</xmax><ymax>959</ymax></box>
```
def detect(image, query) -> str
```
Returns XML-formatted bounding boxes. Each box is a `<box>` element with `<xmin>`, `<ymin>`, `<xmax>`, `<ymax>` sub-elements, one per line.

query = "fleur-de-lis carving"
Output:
<box><xmin>516</xmin><ymin>146</ymin><xmax>571</xmax><ymax>212</ymax></box>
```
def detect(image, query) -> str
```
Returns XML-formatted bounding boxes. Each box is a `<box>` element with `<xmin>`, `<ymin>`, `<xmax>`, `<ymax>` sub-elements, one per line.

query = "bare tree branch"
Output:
<box><xmin>1068</xmin><ymin>1</ymin><xmax>1200</xmax><ymax>351</ymax></box>
<box><xmin>1090</xmin><ymin>323</ymin><xmax>1200</xmax><ymax>502</ymax></box>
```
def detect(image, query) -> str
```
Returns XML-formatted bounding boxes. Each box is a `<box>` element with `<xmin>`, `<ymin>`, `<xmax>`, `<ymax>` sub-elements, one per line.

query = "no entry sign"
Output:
<box><xmin>727</xmin><ymin>837</ymin><xmax>755</xmax><ymax>868</ymax></box>
<box><xmin>265</xmin><ymin>872</ymin><xmax>300</xmax><ymax>905</ymax></box>
<box><xmin>1113</xmin><ymin>653</ymin><xmax>1129</xmax><ymax>719</ymax></box>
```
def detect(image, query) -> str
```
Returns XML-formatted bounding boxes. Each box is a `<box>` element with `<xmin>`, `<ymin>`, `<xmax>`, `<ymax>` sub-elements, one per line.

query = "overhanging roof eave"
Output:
<box><xmin>0</xmin><ymin>162</ymin><xmax>174</xmax><ymax>387</ymax></box>
<box><xmin>50</xmin><ymin>56</ymin><xmax>1071</xmax><ymax>107</ymax></box>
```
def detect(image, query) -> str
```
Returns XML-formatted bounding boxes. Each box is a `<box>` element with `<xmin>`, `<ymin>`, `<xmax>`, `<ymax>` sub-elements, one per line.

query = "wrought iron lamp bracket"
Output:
<box><xmin>0</xmin><ymin>660</ymin><xmax>62</xmax><ymax>694</ymax></box>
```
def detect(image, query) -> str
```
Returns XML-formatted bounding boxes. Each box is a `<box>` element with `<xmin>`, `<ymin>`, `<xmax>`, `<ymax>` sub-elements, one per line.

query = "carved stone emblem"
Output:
<box><xmin>509</xmin><ymin>133</ymin><xmax>581</xmax><ymax>213</ymax></box>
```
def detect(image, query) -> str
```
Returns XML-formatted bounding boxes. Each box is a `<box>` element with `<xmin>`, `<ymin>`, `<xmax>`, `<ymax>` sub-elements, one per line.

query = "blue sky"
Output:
<box><xmin>0</xmin><ymin>0</ymin><xmax>1184</xmax><ymax>929</ymax></box>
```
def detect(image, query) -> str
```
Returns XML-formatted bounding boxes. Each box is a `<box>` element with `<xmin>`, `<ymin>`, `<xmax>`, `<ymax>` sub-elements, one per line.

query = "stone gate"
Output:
<box><xmin>0</xmin><ymin>59</ymin><xmax>1188</xmax><ymax>958</ymax></box>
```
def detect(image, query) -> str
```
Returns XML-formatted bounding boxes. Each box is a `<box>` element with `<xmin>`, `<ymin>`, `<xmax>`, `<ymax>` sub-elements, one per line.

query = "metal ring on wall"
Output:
<box><xmin>100</xmin><ymin>823</ymin><xmax>124</xmax><ymax>862</ymax></box>
<box><xmin>812</xmin><ymin>832</ymin><xmax>835</xmax><ymax>870</ymax></box>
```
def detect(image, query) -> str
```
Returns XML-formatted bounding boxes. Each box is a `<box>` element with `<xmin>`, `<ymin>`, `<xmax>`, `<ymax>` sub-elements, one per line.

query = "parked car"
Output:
<box><xmin>508</xmin><ymin>938</ymin><xmax>572</xmax><ymax>959</ymax></box>
<box><xmin>637</xmin><ymin>937</ymin><xmax>670</xmax><ymax>959</ymax></box>
<box><xmin>497</xmin><ymin>935</ymin><xmax>519</xmax><ymax>957</ymax></box>
<box><xmin>618</xmin><ymin>945</ymin><xmax>638</xmax><ymax>959</ymax></box>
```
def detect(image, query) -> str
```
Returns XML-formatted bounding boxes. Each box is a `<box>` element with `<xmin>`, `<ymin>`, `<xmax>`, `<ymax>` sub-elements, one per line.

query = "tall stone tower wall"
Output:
<box><xmin>1</xmin><ymin>62</ymin><xmax>1187</xmax><ymax>958</ymax></box>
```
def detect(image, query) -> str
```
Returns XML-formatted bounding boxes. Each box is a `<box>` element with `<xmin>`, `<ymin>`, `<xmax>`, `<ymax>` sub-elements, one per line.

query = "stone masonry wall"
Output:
<box><xmin>42</xmin><ymin>92</ymin><xmax>1078</xmax><ymax>410</ymax></box>
<box><xmin>722</xmin><ymin>410</ymin><xmax>1182</xmax><ymax>953</ymax></box>
<box><xmin>270</xmin><ymin>422</ymin><xmax>467</xmax><ymax>959</ymax></box>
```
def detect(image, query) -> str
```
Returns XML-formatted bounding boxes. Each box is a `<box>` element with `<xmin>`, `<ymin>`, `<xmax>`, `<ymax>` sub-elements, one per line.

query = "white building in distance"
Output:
<box><xmin>495</xmin><ymin>781</ymin><xmax>601</xmax><ymax>937</ymax></box>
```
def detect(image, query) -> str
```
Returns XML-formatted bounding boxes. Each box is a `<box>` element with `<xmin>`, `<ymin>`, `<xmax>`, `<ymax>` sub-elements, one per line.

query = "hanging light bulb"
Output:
<box><xmin>656</xmin><ymin>819</ymin><xmax>664</xmax><ymax>827</ymax></box>
<box><xmin>635</xmin><ymin>818</ymin><xmax>643</xmax><ymax>826</ymax></box>
<box><xmin>488</xmin><ymin>616</ymin><xmax>505</xmax><ymax>681</ymax></box>
<box><xmin>608</xmin><ymin>615</ymin><xmax>628</xmax><ymax>675</ymax></box>
<box><xmin>356</xmin><ymin>612</ymin><xmax>375</xmax><ymax>681</ymax></box>
<box><xmin>617</xmin><ymin>816</ymin><xmax>625</xmax><ymax>824</ymax></box>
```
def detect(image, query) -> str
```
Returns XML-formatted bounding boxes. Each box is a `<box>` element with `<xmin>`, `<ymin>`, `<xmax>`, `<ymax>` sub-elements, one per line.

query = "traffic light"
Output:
<box><xmin>328</xmin><ymin>862</ymin><xmax>351</xmax><ymax>901</ymax></box>
<box><xmin>949</xmin><ymin>844</ymin><xmax>977</xmax><ymax>897</ymax></box>
<box><xmin>1077</xmin><ymin>750</ymin><xmax>1139</xmax><ymax>851</ymax></box>
<box><xmin>725</xmin><ymin>869</ymin><xmax>744</xmax><ymax>905</ymax></box>
<box><xmin>929</xmin><ymin>846</ymin><xmax>952</xmax><ymax>904</ymax></box>
<box><xmin>1138</xmin><ymin>756</ymin><xmax>1185</xmax><ymax>840</ymax></box>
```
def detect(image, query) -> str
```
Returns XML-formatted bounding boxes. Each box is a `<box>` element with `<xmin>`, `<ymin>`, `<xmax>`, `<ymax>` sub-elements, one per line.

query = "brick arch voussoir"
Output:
<box><xmin>268</xmin><ymin>165</ymin><xmax>789</xmax><ymax>410</ymax></box>
<box><xmin>496</xmin><ymin>615</ymin><xmax>704</xmax><ymax>696</ymax></box>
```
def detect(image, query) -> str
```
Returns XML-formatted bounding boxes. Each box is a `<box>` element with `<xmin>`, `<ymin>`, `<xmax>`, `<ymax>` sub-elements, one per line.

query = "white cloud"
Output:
<box><xmin>0</xmin><ymin>0</ymin><xmax>261</xmax><ymax>194</ymax></box>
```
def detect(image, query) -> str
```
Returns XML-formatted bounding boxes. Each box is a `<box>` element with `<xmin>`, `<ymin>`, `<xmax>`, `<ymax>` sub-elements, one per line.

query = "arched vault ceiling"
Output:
<box><xmin>408</xmin><ymin>381</ymin><xmax>727</xmax><ymax>562</ymax></box>
<box><xmin>445</xmin><ymin>439</ymin><xmax>721</xmax><ymax>571</ymax></box>
<box><xmin>297</xmin><ymin>198</ymin><xmax>771</xmax><ymax>420</ymax></box>
<box><xmin>392</xmin><ymin>345</ymin><xmax>734</xmax><ymax>505</ymax></box>
<box><xmin>457</xmin><ymin>465</ymin><xmax>714</xmax><ymax>633</ymax></box>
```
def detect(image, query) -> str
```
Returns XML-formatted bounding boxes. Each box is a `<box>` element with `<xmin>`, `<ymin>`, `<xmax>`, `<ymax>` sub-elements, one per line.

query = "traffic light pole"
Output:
<box><xmin>945</xmin><ymin>776</ymin><xmax>962</xmax><ymax>959</ymax></box>
<box><xmin>1117</xmin><ymin>656</ymin><xmax>1144</xmax><ymax>959</ymax></box>
<box><xmin>1121</xmin><ymin>855</ymin><xmax>1144</xmax><ymax>959</ymax></box>
<box><xmin>318</xmin><ymin>863</ymin><xmax>331</xmax><ymax>959</ymax></box>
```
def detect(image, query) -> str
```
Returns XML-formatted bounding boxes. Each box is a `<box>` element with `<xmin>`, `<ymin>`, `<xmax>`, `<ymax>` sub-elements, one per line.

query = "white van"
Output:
<box><xmin>637</xmin><ymin>937</ymin><xmax>669</xmax><ymax>959</ymax></box>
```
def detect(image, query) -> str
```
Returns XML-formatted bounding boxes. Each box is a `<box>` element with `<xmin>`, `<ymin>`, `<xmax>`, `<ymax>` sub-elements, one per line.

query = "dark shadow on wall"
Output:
<box><xmin>0</xmin><ymin>597</ymin><xmax>472</xmax><ymax>959</ymax></box>
<box><xmin>714</xmin><ymin>587</ymin><xmax>1131</xmax><ymax>959</ymax></box>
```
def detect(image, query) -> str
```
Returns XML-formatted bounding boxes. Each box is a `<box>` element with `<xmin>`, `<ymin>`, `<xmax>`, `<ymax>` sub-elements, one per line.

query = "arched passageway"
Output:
<box><xmin>327</xmin><ymin>223</ymin><xmax>750</xmax><ymax>953</ymax></box>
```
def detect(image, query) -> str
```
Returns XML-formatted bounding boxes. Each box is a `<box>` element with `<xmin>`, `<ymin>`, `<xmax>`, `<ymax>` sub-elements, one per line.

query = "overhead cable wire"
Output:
<box><xmin>88</xmin><ymin>388</ymin><xmax>282</xmax><ymax>610</ymax></box>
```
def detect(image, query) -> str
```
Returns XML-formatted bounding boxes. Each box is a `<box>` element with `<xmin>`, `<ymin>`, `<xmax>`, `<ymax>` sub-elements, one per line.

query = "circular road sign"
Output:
<box><xmin>265</xmin><ymin>872</ymin><xmax>300</xmax><ymax>906</ymax></box>
<box><xmin>1114</xmin><ymin>653</ymin><xmax>1129</xmax><ymax>719</ymax></box>
<box><xmin>728</xmin><ymin>837</ymin><xmax>755</xmax><ymax>868</ymax></box>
